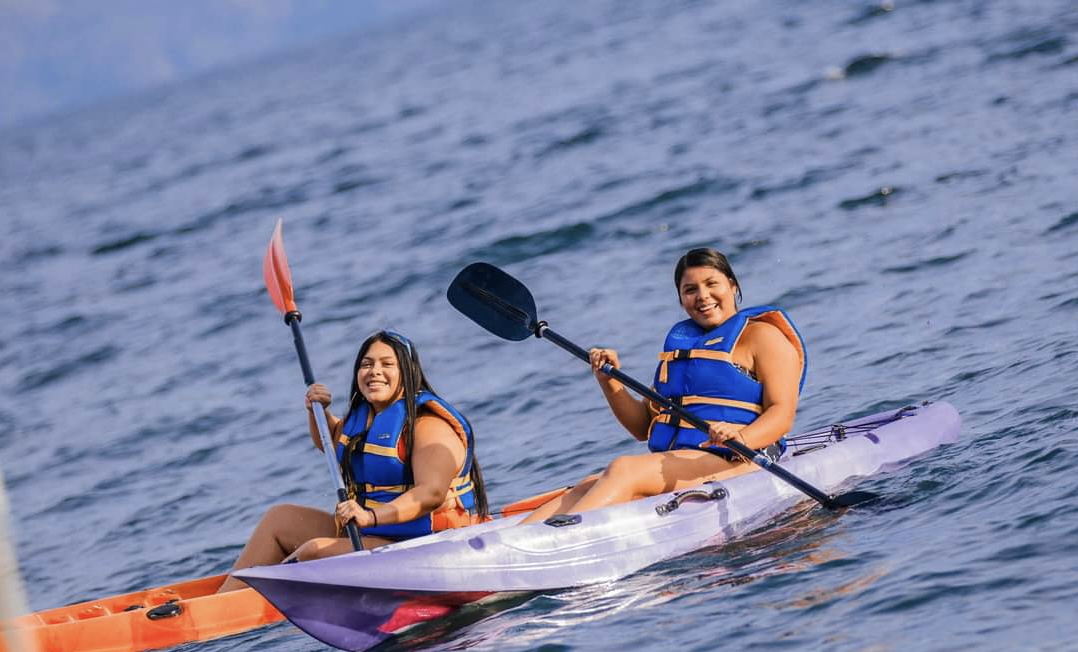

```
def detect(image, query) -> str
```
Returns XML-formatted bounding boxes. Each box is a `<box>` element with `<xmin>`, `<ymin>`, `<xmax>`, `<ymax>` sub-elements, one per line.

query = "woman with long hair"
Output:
<box><xmin>220</xmin><ymin>330</ymin><xmax>488</xmax><ymax>591</ymax></box>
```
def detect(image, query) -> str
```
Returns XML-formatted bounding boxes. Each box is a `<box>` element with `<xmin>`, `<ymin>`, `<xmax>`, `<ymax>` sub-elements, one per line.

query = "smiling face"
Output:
<box><xmin>356</xmin><ymin>340</ymin><xmax>404</xmax><ymax>411</ymax></box>
<box><xmin>678</xmin><ymin>265</ymin><xmax>739</xmax><ymax>330</ymax></box>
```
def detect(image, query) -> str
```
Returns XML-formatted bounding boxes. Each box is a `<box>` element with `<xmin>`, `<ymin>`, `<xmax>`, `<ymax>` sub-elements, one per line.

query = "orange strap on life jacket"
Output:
<box><xmin>432</xmin><ymin>505</ymin><xmax>492</xmax><ymax>530</ymax></box>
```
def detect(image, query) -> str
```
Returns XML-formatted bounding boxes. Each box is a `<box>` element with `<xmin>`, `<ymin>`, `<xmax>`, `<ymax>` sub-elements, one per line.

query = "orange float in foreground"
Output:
<box><xmin>1</xmin><ymin>575</ymin><xmax>282</xmax><ymax>652</ymax></box>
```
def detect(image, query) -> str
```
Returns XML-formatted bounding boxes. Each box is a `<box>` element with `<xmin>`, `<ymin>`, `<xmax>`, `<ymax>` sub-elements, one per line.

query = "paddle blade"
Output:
<box><xmin>263</xmin><ymin>218</ymin><xmax>298</xmax><ymax>314</ymax></box>
<box><xmin>828</xmin><ymin>490</ymin><xmax>879</xmax><ymax>509</ymax></box>
<box><xmin>447</xmin><ymin>262</ymin><xmax>539</xmax><ymax>341</ymax></box>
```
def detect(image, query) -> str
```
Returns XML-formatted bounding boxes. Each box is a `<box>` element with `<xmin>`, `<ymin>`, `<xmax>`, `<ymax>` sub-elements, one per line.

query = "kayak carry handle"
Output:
<box><xmin>656</xmin><ymin>486</ymin><xmax>727</xmax><ymax>516</ymax></box>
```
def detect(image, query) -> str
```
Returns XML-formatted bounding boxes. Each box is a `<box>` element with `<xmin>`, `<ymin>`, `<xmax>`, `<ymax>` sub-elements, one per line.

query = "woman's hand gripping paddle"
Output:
<box><xmin>447</xmin><ymin>262</ymin><xmax>877</xmax><ymax>510</ymax></box>
<box><xmin>263</xmin><ymin>219</ymin><xmax>363</xmax><ymax>550</ymax></box>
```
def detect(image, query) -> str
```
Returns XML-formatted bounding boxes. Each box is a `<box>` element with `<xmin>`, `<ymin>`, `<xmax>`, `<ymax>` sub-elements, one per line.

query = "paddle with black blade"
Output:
<box><xmin>447</xmin><ymin>262</ymin><xmax>877</xmax><ymax>510</ymax></box>
<box><xmin>263</xmin><ymin>219</ymin><xmax>363</xmax><ymax>549</ymax></box>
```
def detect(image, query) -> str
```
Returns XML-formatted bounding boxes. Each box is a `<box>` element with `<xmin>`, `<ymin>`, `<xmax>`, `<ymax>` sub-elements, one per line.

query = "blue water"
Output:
<box><xmin>2</xmin><ymin>0</ymin><xmax>1077</xmax><ymax>650</ymax></box>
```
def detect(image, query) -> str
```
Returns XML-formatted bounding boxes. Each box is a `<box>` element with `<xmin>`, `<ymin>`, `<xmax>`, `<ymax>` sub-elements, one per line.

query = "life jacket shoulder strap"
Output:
<box><xmin>416</xmin><ymin>393</ymin><xmax>471</xmax><ymax>452</ymax></box>
<box><xmin>415</xmin><ymin>393</ymin><xmax>475</xmax><ymax>510</ymax></box>
<box><xmin>745</xmin><ymin>309</ymin><xmax>807</xmax><ymax>392</ymax></box>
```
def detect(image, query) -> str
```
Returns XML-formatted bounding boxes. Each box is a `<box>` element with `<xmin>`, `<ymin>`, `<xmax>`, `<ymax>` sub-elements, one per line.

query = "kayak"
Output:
<box><xmin>236</xmin><ymin>400</ymin><xmax>961</xmax><ymax>651</ymax></box>
<box><xmin>0</xmin><ymin>488</ymin><xmax>567</xmax><ymax>652</ymax></box>
<box><xmin>0</xmin><ymin>575</ymin><xmax>281</xmax><ymax>652</ymax></box>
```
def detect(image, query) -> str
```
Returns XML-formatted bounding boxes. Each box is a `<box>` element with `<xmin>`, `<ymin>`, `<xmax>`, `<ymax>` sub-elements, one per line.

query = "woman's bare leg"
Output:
<box><xmin>520</xmin><ymin>477</ymin><xmax>599</xmax><ymax>524</ymax></box>
<box><xmin>569</xmin><ymin>451</ymin><xmax>740</xmax><ymax>514</ymax></box>
<box><xmin>289</xmin><ymin>533</ymin><xmax>396</xmax><ymax>562</ymax></box>
<box><xmin>218</xmin><ymin>504</ymin><xmax>337</xmax><ymax>592</ymax></box>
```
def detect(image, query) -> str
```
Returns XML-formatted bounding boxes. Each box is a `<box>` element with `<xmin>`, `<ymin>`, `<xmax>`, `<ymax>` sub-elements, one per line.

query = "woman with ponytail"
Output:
<box><xmin>521</xmin><ymin>248</ymin><xmax>805</xmax><ymax>524</ymax></box>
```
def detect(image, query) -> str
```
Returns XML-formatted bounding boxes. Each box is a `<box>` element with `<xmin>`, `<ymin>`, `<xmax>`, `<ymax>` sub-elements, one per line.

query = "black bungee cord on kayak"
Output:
<box><xmin>786</xmin><ymin>404</ymin><xmax>926</xmax><ymax>453</ymax></box>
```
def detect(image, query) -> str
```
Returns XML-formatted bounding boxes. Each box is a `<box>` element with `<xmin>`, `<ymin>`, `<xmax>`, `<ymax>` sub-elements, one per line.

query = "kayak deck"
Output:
<box><xmin>1</xmin><ymin>575</ymin><xmax>283</xmax><ymax>652</ymax></box>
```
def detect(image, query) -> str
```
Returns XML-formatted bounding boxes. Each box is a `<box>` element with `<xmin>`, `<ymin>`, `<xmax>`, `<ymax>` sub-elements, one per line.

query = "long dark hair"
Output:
<box><xmin>674</xmin><ymin>247</ymin><xmax>742</xmax><ymax>304</ymax></box>
<box><xmin>340</xmin><ymin>331</ymin><xmax>489</xmax><ymax>518</ymax></box>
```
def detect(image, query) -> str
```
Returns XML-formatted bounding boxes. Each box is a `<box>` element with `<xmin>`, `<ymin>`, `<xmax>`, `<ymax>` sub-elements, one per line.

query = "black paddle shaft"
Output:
<box><xmin>285</xmin><ymin>312</ymin><xmax>317</xmax><ymax>386</ymax></box>
<box><xmin>285</xmin><ymin>312</ymin><xmax>364</xmax><ymax>550</ymax></box>
<box><xmin>535</xmin><ymin>323</ymin><xmax>849</xmax><ymax>510</ymax></box>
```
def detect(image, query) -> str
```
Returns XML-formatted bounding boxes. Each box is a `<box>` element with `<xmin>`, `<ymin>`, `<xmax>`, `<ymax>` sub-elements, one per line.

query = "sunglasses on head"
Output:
<box><xmin>383</xmin><ymin>330</ymin><xmax>414</xmax><ymax>357</ymax></box>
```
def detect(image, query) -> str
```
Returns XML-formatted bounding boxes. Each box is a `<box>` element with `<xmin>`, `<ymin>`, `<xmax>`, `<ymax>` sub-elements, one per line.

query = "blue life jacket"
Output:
<box><xmin>337</xmin><ymin>391</ymin><xmax>478</xmax><ymax>539</ymax></box>
<box><xmin>647</xmin><ymin>306</ymin><xmax>807</xmax><ymax>456</ymax></box>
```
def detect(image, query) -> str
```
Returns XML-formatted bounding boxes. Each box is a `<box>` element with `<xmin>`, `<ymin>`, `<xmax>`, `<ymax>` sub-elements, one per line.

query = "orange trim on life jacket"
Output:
<box><xmin>421</xmin><ymin>401</ymin><xmax>470</xmax><ymax>452</ymax></box>
<box><xmin>678</xmin><ymin>395</ymin><xmax>762</xmax><ymax>413</ymax></box>
<box><xmin>418</xmin><ymin>402</ymin><xmax>474</xmax><ymax>510</ymax></box>
<box><xmin>363</xmin><ymin>473</ymin><xmax>473</xmax><ymax>508</ymax></box>
<box><xmin>747</xmin><ymin>312</ymin><xmax>806</xmax><ymax>386</ymax></box>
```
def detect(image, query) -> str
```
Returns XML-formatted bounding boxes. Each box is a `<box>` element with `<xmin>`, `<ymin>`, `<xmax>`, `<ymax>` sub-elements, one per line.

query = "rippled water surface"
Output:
<box><xmin>2</xmin><ymin>1</ymin><xmax>1078</xmax><ymax>650</ymax></box>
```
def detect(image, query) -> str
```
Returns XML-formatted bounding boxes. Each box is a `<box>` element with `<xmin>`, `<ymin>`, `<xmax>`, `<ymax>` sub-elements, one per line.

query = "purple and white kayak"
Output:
<box><xmin>236</xmin><ymin>401</ymin><xmax>960</xmax><ymax>651</ymax></box>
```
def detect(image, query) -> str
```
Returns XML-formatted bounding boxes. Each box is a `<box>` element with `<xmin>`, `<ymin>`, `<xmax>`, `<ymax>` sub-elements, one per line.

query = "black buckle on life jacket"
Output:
<box><xmin>665</xmin><ymin>396</ymin><xmax>685</xmax><ymax>450</ymax></box>
<box><xmin>673</xmin><ymin>349</ymin><xmax>693</xmax><ymax>361</ymax></box>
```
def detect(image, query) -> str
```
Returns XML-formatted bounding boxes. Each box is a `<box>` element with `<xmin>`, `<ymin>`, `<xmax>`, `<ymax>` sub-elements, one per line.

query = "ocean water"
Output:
<box><xmin>2</xmin><ymin>0</ymin><xmax>1077</xmax><ymax>650</ymax></box>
